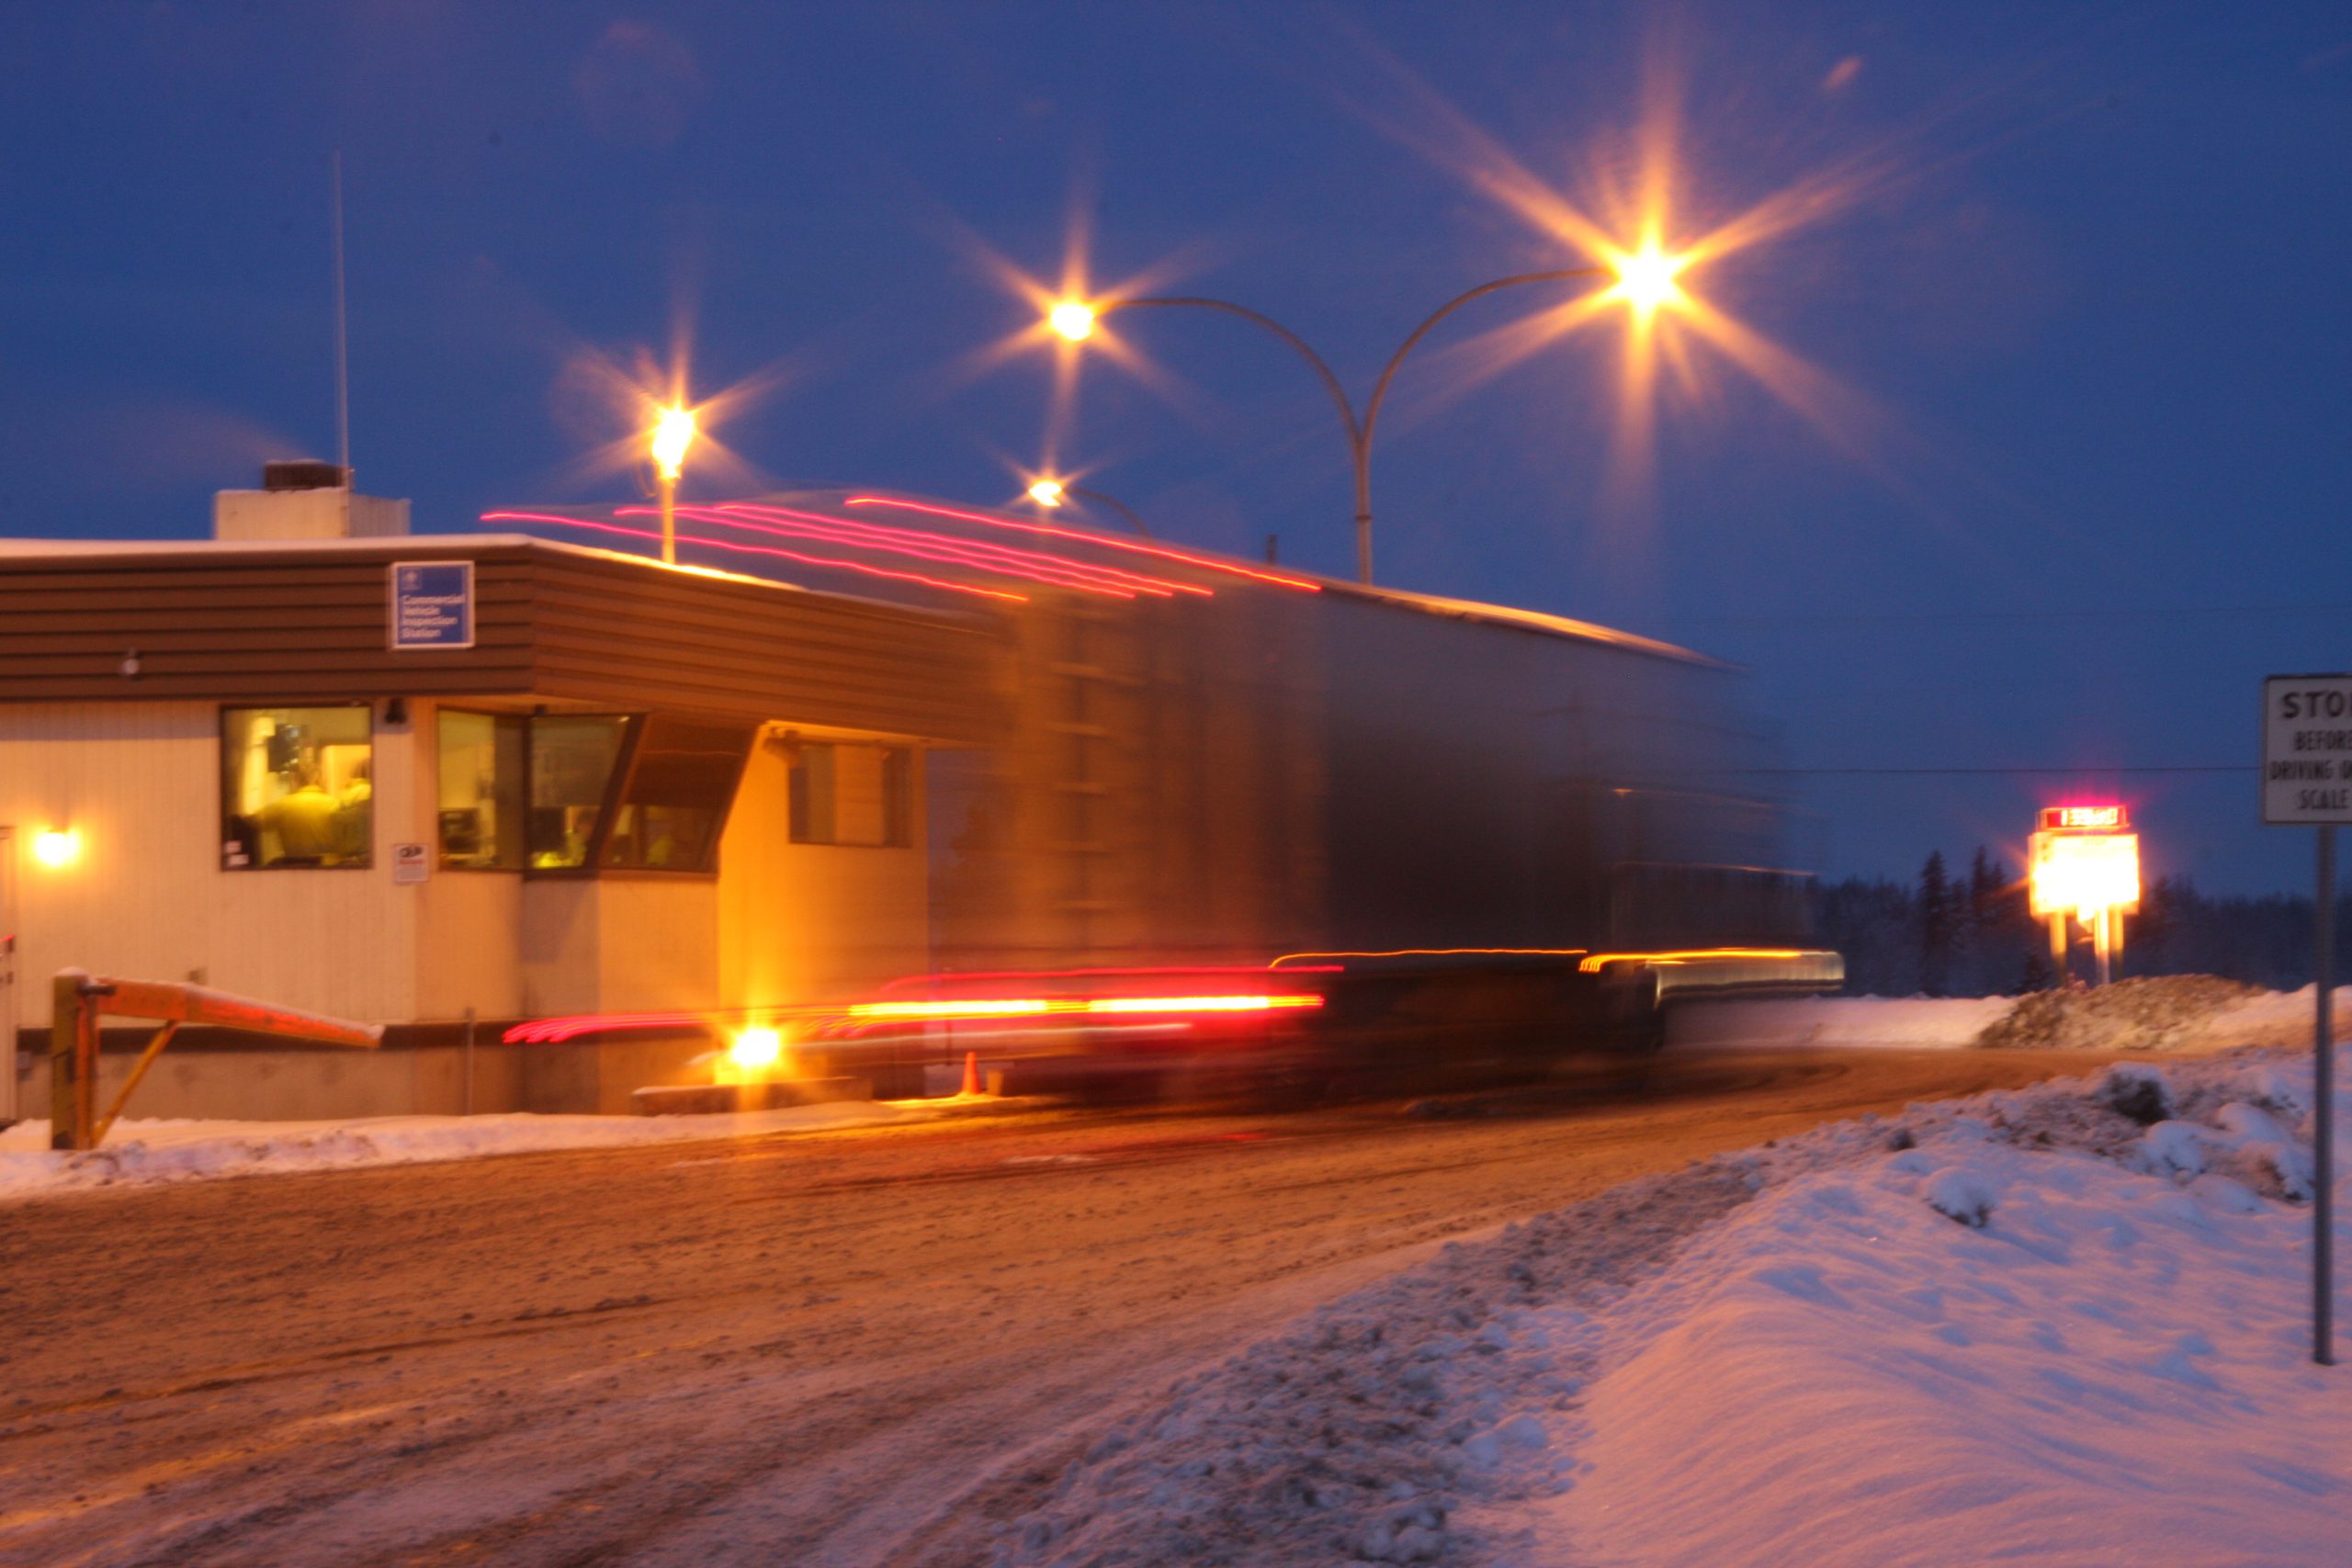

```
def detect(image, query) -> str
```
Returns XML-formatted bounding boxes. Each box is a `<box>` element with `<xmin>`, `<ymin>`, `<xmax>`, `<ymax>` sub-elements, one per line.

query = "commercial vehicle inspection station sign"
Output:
<box><xmin>2262</xmin><ymin>673</ymin><xmax>2352</xmax><ymax>823</ymax></box>
<box><xmin>389</xmin><ymin>560</ymin><xmax>475</xmax><ymax>651</ymax></box>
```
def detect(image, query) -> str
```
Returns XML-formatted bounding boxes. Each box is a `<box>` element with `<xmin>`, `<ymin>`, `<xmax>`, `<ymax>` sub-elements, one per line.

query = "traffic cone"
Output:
<box><xmin>960</xmin><ymin>1049</ymin><xmax>981</xmax><ymax>1097</ymax></box>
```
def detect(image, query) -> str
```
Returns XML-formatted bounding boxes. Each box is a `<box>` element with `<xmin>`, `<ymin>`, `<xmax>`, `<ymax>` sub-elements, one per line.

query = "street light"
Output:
<box><xmin>1027</xmin><ymin>478</ymin><xmax>1154</xmax><ymax>538</ymax></box>
<box><xmin>650</xmin><ymin>404</ymin><xmax>697</xmax><ymax>565</ymax></box>
<box><xmin>1050</xmin><ymin>263</ymin><xmax>1658</xmax><ymax>584</ymax></box>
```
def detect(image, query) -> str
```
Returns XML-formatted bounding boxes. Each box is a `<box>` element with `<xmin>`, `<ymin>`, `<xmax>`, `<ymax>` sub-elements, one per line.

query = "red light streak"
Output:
<box><xmin>720</xmin><ymin>503</ymin><xmax>1210</xmax><ymax>599</ymax></box>
<box><xmin>844</xmin><ymin>495</ymin><xmax>1323</xmax><ymax>592</ymax></box>
<box><xmin>1270</xmin><ymin>947</ymin><xmax>1589</xmax><ymax>967</ymax></box>
<box><xmin>639</xmin><ymin>502</ymin><xmax>1201</xmax><ymax>601</ymax></box>
<box><xmin>503</xmin><ymin>1010</ymin><xmax>732</xmax><ymax>1044</ymax></box>
<box><xmin>480</xmin><ymin>512</ymin><xmax>1029</xmax><ymax>603</ymax></box>
<box><xmin>842</xmin><ymin>993</ymin><xmax>1323</xmax><ymax>1023</ymax></box>
<box><xmin>628</xmin><ymin>503</ymin><xmax>1144</xmax><ymax>600</ymax></box>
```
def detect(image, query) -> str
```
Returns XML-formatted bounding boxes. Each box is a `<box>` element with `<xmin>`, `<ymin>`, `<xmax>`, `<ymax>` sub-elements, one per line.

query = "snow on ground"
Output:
<box><xmin>0</xmin><ymin>1099</ymin><xmax>959</xmax><ymax>1203</ymax></box>
<box><xmin>996</xmin><ymin>1047</ymin><xmax>2347</xmax><ymax>1567</ymax></box>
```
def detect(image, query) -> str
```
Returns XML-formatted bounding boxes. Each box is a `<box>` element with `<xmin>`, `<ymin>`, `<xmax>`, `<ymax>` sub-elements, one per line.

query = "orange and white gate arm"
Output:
<box><xmin>48</xmin><ymin>967</ymin><xmax>383</xmax><ymax>1152</ymax></box>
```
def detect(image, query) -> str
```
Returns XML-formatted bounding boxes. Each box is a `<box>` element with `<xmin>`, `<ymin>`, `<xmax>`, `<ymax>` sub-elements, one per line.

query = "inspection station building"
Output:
<box><xmin>1</xmin><ymin>466</ymin><xmax>999</xmax><ymax>1122</ymax></box>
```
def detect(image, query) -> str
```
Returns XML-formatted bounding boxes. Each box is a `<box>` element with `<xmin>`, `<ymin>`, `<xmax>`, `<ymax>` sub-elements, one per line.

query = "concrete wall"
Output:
<box><xmin>718</xmin><ymin>735</ymin><xmax>930</xmax><ymax>1010</ymax></box>
<box><xmin>11</xmin><ymin>1036</ymin><xmax>718</xmax><ymax>1122</ymax></box>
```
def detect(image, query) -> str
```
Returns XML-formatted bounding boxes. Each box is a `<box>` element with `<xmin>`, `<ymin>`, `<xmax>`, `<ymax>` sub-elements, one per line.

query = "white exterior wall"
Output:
<box><xmin>519</xmin><ymin>878</ymin><xmax>718</xmax><ymax>1019</ymax></box>
<box><xmin>0</xmin><ymin>700</ymin><xmax>420</xmax><ymax>1028</ymax></box>
<box><xmin>718</xmin><ymin>738</ymin><xmax>929</xmax><ymax>1010</ymax></box>
<box><xmin>2</xmin><ymin>701</ymin><xmax>933</xmax><ymax>1036</ymax></box>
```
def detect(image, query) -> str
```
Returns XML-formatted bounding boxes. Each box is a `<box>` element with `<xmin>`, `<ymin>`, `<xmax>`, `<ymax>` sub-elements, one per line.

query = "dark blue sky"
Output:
<box><xmin>4</xmin><ymin>3</ymin><xmax>2345</xmax><ymax>895</ymax></box>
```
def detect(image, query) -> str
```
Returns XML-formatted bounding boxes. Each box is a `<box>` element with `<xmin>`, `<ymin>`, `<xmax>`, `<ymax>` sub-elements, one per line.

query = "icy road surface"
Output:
<box><xmin>0</xmin><ymin>1048</ymin><xmax>2176</xmax><ymax>1566</ymax></box>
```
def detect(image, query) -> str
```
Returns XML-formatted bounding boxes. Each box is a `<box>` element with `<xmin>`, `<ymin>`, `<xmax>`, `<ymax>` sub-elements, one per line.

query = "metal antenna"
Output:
<box><xmin>331</xmin><ymin>150</ymin><xmax>351</xmax><ymax>477</ymax></box>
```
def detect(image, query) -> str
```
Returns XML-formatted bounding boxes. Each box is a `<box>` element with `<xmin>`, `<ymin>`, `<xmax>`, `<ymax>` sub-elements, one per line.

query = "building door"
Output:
<box><xmin>0</xmin><ymin>826</ymin><xmax>16</xmax><ymax>1124</ymax></box>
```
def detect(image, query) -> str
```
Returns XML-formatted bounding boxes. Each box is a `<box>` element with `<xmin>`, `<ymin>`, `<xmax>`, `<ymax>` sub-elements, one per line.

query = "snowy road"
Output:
<box><xmin>0</xmin><ymin>1046</ymin><xmax>2155</xmax><ymax>1567</ymax></box>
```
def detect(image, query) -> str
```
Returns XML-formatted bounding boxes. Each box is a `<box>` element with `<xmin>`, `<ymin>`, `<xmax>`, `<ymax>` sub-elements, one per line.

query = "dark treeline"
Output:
<box><xmin>1813</xmin><ymin>847</ymin><xmax>2352</xmax><ymax>997</ymax></box>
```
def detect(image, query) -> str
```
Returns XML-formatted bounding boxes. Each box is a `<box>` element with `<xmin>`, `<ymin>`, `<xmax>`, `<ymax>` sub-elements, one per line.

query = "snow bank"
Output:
<box><xmin>996</xmin><ymin>1051</ymin><xmax>2348</xmax><ymax>1566</ymax></box>
<box><xmin>1669</xmin><ymin>995</ymin><xmax>2014</xmax><ymax>1051</ymax></box>
<box><xmin>0</xmin><ymin>1100</ymin><xmax>944</xmax><ymax>1203</ymax></box>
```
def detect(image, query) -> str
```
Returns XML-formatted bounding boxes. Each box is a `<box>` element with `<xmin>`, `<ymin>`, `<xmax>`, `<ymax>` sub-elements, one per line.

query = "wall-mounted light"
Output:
<box><xmin>32</xmin><ymin>827</ymin><xmax>82</xmax><ymax>868</ymax></box>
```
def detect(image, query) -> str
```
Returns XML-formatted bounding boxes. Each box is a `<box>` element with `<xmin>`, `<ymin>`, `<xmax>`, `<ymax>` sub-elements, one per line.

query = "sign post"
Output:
<box><xmin>2262</xmin><ymin>673</ymin><xmax>2347</xmax><ymax>1368</ymax></box>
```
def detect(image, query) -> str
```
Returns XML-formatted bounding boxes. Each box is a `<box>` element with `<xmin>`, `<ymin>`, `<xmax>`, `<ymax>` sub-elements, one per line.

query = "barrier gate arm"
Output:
<box><xmin>49</xmin><ymin>968</ymin><xmax>384</xmax><ymax>1152</ymax></box>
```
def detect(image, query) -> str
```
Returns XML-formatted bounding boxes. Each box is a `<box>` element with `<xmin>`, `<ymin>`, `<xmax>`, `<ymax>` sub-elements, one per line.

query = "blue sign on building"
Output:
<box><xmin>388</xmin><ymin>561</ymin><xmax>475</xmax><ymax>650</ymax></box>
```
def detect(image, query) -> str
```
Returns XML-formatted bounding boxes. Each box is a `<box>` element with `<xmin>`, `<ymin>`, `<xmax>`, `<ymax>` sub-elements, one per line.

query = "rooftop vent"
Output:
<box><xmin>262</xmin><ymin>459</ymin><xmax>352</xmax><ymax>492</ymax></box>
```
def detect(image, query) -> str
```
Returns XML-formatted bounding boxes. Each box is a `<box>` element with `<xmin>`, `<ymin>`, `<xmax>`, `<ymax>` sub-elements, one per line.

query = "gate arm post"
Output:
<box><xmin>48</xmin><ymin>968</ymin><xmax>110</xmax><ymax>1153</ymax></box>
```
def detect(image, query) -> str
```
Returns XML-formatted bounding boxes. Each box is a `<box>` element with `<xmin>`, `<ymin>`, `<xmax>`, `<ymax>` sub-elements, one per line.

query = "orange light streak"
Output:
<box><xmin>1577</xmin><ymin>947</ymin><xmax>1809</xmax><ymax>974</ymax></box>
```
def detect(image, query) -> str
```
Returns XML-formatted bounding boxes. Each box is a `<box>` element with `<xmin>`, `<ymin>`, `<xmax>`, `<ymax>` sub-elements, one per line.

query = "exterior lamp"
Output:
<box><xmin>32</xmin><ymin>827</ymin><xmax>81</xmax><ymax>868</ymax></box>
<box><xmin>719</xmin><ymin>1024</ymin><xmax>785</xmax><ymax>1085</ymax></box>
<box><xmin>1026</xmin><ymin>479</ymin><xmax>1067</xmax><ymax>508</ymax></box>
<box><xmin>650</xmin><ymin>404</ymin><xmax>698</xmax><ymax>566</ymax></box>
<box><xmin>1048</xmin><ymin>300</ymin><xmax>1098</xmax><ymax>343</ymax></box>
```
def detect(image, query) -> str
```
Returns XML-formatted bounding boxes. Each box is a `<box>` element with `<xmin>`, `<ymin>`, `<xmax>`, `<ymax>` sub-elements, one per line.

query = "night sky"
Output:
<box><xmin>4</xmin><ymin>3</ymin><xmax>2345</xmax><ymax>895</ymax></box>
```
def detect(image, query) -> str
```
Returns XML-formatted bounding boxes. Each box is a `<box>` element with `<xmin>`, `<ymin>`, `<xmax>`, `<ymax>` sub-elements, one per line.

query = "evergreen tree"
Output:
<box><xmin>1918</xmin><ymin>851</ymin><xmax>1955</xmax><ymax>997</ymax></box>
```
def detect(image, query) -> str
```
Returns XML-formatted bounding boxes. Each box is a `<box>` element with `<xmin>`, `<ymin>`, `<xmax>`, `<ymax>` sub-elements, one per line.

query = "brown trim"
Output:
<box><xmin>0</xmin><ymin>539</ymin><xmax>1004</xmax><ymax>745</ymax></box>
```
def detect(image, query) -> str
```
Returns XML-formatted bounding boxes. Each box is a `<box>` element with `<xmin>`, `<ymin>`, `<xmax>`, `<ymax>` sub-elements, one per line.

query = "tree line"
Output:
<box><xmin>1813</xmin><ymin>849</ymin><xmax>2352</xmax><ymax>997</ymax></box>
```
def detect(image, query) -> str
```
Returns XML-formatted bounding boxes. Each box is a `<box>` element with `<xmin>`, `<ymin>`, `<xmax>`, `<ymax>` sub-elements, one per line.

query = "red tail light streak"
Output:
<box><xmin>843</xmin><ymin>495</ymin><xmax>1323</xmax><ymax>592</ymax></box>
<box><xmin>480</xmin><ymin>511</ymin><xmax>1030</xmax><ymax>602</ymax></box>
<box><xmin>691</xmin><ymin>502</ymin><xmax>1210</xmax><ymax>599</ymax></box>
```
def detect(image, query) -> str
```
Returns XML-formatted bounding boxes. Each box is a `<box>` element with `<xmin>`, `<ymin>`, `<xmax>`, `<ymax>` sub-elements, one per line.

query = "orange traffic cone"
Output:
<box><xmin>960</xmin><ymin>1050</ymin><xmax>981</xmax><ymax>1097</ymax></box>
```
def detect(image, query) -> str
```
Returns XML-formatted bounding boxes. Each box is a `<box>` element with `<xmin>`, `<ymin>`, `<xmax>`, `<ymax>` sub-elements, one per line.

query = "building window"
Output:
<box><xmin>436</xmin><ymin>710</ymin><xmax>526</xmax><ymax>869</ymax></box>
<box><xmin>528</xmin><ymin>715</ymin><xmax>634</xmax><ymax>870</ymax></box>
<box><xmin>221</xmin><ymin>705</ymin><xmax>374</xmax><ymax>869</ymax></box>
<box><xmin>789</xmin><ymin>742</ymin><xmax>913</xmax><ymax>847</ymax></box>
<box><xmin>602</xmin><ymin>716</ymin><xmax>755</xmax><ymax>872</ymax></box>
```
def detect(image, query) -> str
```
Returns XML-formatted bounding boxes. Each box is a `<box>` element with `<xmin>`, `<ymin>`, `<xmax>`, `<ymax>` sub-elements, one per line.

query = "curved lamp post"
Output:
<box><xmin>1050</xmin><ymin>267</ymin><xmax>1611</xmax><ymax>584</ymax></box>
<box><xmin>1027</xmin><ymin>479</ymin><xmax>1154</xmax><ymax>538</ymax></box>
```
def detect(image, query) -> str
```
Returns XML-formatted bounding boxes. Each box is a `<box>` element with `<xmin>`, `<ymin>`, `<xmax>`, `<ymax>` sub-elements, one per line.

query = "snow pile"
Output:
<box><xmin>1975</xmin><ymin>974</ymin><xmax>2261</xmax><ymax>1051</ymax></box>
<box><xmin>1978</xmin><ymin>977</ymin><xmax>2352</xmax><ymax>1053</ymax></box>
<box><xmin>1669</xmin><ymin>995</ymin><xmax>2015</xmax><ymax>1052</ymax></box>
<box><xmin>0</xmin><ymin>1100</ymin><xmax>937</xmax><ymax>1202</ymax></box>
<box><xmin>996</xmin><ymin>1051</ymin><xmax>2347</xmax><ymax>1566</ymax></box>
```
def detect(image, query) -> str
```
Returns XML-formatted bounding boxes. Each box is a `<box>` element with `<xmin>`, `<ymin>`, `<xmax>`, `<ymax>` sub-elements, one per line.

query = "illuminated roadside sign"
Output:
<box><xmin>2027</xmin><ymin>829</ymin><xmax>2140</xmax><ymax>919</ymax></box>
<box><xmin>2038</xmin><ymin>805</ymin><xmax>2127</xmax><ymax>831</ymax></box>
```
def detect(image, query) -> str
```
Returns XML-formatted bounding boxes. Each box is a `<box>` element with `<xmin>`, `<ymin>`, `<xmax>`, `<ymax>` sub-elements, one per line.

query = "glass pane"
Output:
<box><xmin>437</xmin><ymin>710</ymin><xmax>525</xmax><ymax>869</ymax></box>
<box><xmin>221</xmin><ymin>705</ymin><xmax>373</xmax><ymax>869</ymax></box>
<box><xmin>603</xmin><ymin>716</ymin><xmax>752</xmax><ymax>872</ymax></box>
<box><xmin>529</xmin><ymin>716</ymin><xmax>631</xmax><ymax>869</ymax></box>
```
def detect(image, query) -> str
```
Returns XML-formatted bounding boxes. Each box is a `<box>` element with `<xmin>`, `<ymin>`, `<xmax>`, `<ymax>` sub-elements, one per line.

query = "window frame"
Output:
<box><xmin>218</xmin><ymin>702</ymin><xmax>378</xmax><ymax>873</ymax></box>
<box><xmin>434</xmin><ymin>706</ymin><xmax>529</xmax><ymax>873</ymax></box>
<box><xmin>517</xmin><ymin>711</ymin><xmax>643</xmax><ymax>879</ymax></box>
<box><xmin>787</xmin><ymin>739</ymin><xmax>916</xmax><ymax>850</ymax></box>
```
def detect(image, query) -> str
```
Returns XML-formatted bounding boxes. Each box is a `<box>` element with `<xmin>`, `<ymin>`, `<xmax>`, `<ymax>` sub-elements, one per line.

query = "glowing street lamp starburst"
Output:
<box><xmin>1048</xmin><ymin>301</ymin><xmax>1098</xmax><ymax>343</ymax></box>
<box><xmin>650</xmin><ymin>404</ymin><xmax>698</xmax><ymax>481</ymax></box>
<box><xmin>1026</xmin><ymin>478</ymin><xmax>1067</xmax><ymax>507</ymax></box>
<box><xmin>1605</xmin><ymin>239</ymin><xmax>1691</xmax><ymax>317</ymax></box>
